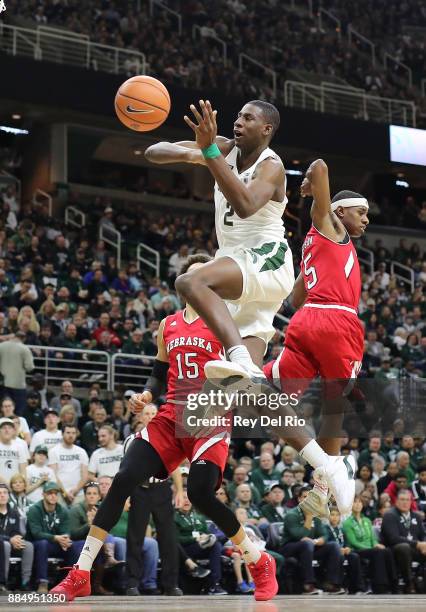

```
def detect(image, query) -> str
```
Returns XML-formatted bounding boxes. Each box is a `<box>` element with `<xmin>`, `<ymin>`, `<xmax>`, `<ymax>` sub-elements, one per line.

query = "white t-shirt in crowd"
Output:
<box><xmin>13</xmin><ymin>437</ymin><xmax>30</xmax><ymax>463</ymax></box>
<box><xmin>88</xmin><ymin>444</ymin><xmax>124</xmax><ymax>478</ymax></box>
<box><xmin>25</xmin><ymin>464</ymin><xmax>56</xmax><ymax>503</ymax></box>
<box><xmin>0</xmin><ymin>440</ymin><xmax>27</xmax><ymax>485</ymax></box>
<box><xmin>30</xmin><ymin>429</ymin><xmax>63</xmax><ymax>453</ymax></box>
<box><xmin>17</xmin><ymin>417</ymin><xmax>30</xmax><ymax>435</ymax></box>
<box><xmin>48</xmin><ymin>443</ymin><xmax>88</xmax><ymax>492</ymax></box>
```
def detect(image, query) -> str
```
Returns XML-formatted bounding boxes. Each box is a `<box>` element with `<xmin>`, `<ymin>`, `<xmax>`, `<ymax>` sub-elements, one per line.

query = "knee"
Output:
<box><xmin>3</xmin><ymin>541</ymin><xmax>11</xmax><ymax>555</ymax></box>
<box><xmin>393</xmin><ymin>542</ymin><xmax>411</xmax><ymax>555</ymax></box>
<box><xmin>300</xmin><ymin>539</ymin><xmax>315</xmax><ymax>553</ymax></box>
<box><xmin>34</xmin><ymin>539</ymin><xmax>49</xmax><ymax>551</ymax></box>
<box><xmin>144</xmin><ymin>537</ymin><xmax>159</xmax><ymax>555</ymax></box>
<box><xmin>328</xmin><ymin>541</ymin><xmax>341</xmax><ymax>555</ymax></box>
<box><xmin>187</xmin><ymin>479</ymin><xmax>210</xmax><ymax>511</ymax></box>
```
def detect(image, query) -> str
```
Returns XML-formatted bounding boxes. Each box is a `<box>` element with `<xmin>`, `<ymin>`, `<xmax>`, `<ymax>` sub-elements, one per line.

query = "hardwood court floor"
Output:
<box><xmin>1</xmin><ymin>595</ymin><xmax>426</xmax><ymax>612</ymax></box>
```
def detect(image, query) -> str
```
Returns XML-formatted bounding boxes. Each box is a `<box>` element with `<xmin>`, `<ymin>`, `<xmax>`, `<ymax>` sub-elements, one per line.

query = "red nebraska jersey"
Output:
<box><xmin>162</xmin><ymin>309</ymin><xmax>223</xmax><ymax>402</ymax></box>
<box><xmin>301</xmin><ymin>226</ymin><xmax>361</xmax><ymax>310</ymax></box>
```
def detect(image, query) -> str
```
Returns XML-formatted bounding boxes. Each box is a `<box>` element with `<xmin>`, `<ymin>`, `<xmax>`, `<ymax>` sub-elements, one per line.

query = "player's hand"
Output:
<box><xmin>129</xmin><ymin>390</ymin><xmax>153</xmax><ymax>414</ymax></box>
<box><xmin>174</xmin><ymin>490</ymin><xmax>185</xmax><ymax>509</ymax></box>
<box><xmin>184</xmin><ymin>100</ymin><xmax>217</xmax><ymax>149</ymax></box>
<box><xmin>300</xmin><ymin>177</ymin><xmax>312</xmax><ymax>197</ymax></box>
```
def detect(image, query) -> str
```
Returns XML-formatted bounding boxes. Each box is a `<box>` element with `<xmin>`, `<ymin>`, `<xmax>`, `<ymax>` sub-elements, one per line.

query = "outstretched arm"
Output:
<box><xmin>184</xmin><ymin>100</ymin><xmax>284</xmax><ymax>219</ymax></box>
<box><xmin>145</xmin><ymin>136</ymin><xmax>233</xmax><ymax>166</ymax></box>
<box><xmin>301</xmin><ymin>159</ymin><xmax>342</xmax><ymax>240</ymax></box>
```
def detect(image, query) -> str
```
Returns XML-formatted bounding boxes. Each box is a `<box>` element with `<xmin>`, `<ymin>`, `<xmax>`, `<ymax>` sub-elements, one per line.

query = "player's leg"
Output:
<box><xmin>175</xmin><ymin>257</ymin><xmax>259</xmax><ymax>368</ymax></box>
<box><xmin>186</xmin><ymin>459</ymin><xmax>278</xmax><ymax>601</ymax></box>
<box><xmin>50</xmin><ymin>439</ymin><xmax>167</xmax><ymax>600</ymax></box>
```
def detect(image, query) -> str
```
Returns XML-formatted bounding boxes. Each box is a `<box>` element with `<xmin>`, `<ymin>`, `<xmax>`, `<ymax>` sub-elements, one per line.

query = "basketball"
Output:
<box><xmin>114</xmin><ymin>75</ymin><xmax>171</xmax><ymax>132</ymax></box>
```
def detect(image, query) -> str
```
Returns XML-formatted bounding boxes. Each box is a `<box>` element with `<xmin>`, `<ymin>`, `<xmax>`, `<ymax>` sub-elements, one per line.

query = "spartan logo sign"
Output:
<box><xmin>0</xmin><ymin>0</ymin><xmax>6</xmax><ymax>13</ymax></box>
<box><xmin>5</xmin><ymin>460</ymin><xmax>12</xmax><ymax>469</ymax></box>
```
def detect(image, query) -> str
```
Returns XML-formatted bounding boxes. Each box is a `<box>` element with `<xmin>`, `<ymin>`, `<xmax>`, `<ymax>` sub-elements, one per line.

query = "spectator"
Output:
<box><xmin>385</xmin><ymin>472</ymin><xmax>418</xmax><ymax>510</ymax></box>
<box><xmin>0</xmin><ymin>332</ymin><xmax>34</xmax><ymax>415</ymax></box>
<box><xmin>50</xmin><ymin>381</ymin><xmax>82</xmax><ymax>418</ymax></box>
<box><xmin>8</xmin><ymin>473</ymin><xmax>32</xmax><ymax>521</ymax></box>
<box><xmin>377</xmin><ymin>461</ymin><xmax>399</xmax><ymax>495</ymax></box>
<box><xmin>80</xmin><ymin>405</ymin><xmax>108</xmax><ymax>455</ymax></box>
<box><xmin>91</xmin><ymin>313</ymin><xmax>121</xmax><ymax>349</ymax></box>
<box><xmin>381</xmin><ymin>489</ymin><xmax>426</xmax><ymax>594</ymax></box>
<box><xmin>0</xmin><ymin>397</ymin><xmax>31</xmax><ymax>445</ymax></box>
<box><xmin>29</xmin><ymin>409</ymin><xmax>63</xmax><ymax>454</ymax></box>
<box><xmin>280</xmin><ymin>487</ymin><xmax>345</xmax><ymax>594</ymax></box>
<box><xmin>280</xmin><ymin>469</ymin><xmax>296</xmax><ymax>507</ymax></box>
<box><xmin>0</xmin><ymin>418</ymin><xmax>27</xmax><ymax>485</ymax></box>
<box><xmin>325</xmin><ymin>506</ymin><xmax>364</xmax><ymax>594</ymax></box>
<box><xmin>276</xmin><ymin>445</ymin><xmax>299</xmax><ymax>472</ymax></box>
<box><xmin>0</xmin><ymin>483</ymin><xmax>34</xmax><ymax>591</ymax></box>
<box><xmin>48</xmin><ymin>425</ymin><xmax>89</xmax><ymax>505</ymax></box>
<box><xmin>88</xmin><ymin>425</ymin><xmax>124</xmax><ymax>479</ymax></box>
<box><xmin>233</xmin><ymin>484</ymin><xmax>267</xmax><ymax>527</ymax></box>
<box><xmin>250</xmin><ymin>452</ymin><xmax>281</xmax><ymax>496</ymax></box>
<box><xmin>106</xmin><ymin>399</ymin><xmax>128</xmax><ymax>440</ymax></box>
<box><xmin>342</xmin><ymin>496</ymin><xmax>396</xmax><ymax>593</ymax></box>
<box><xmin>168</xmin><ymin>244</ymin><xmax>189</xmax><ymax>280</ymax></box>
<box><xmin>226</xmin><ymin>465</ymin><xmax>261</xmax><ymax>504</ymax></box>
<box><xmin>358</xmin><ymin>435</ymin><xmax>387</xmax><ymax>466</ymax></box>
<box><xmin>261</xmin><ymin>484</ymin><xmax>286</xmax><ymax>522</ymax></box>
<box><xmin>411</xmin><ymin>465</ymin><xmax>426</xmax><ymax>514</ymax></box>
<box><xmin>110</xmin><ymin>496</ymin><xmax>161</xmax><ymax>596</ymax></box>
<box><xmin>25</xmin><ymin>445</ymin><xmax>56</xmax><ymax>504</ymax></box>
<box><xmin>26</xmin><ymin>481</ymin><xmax>82</xmax><ymax>593</ymax></box>
<box><xmin>23</xmin><ymin>391</ymin><xmax>45</xmax><ymax>433</ymax></box>
<box><xmin>59</xmin><ymin>404</ymin><xmax>78</xmax><ymax>430</ymax></box>
<box><xmin>395</xmin><ymin>451</ymin><xmax>416</xmax><ymax>485</ymax></box>
<box><xmin>174</xmin><ymin>490</ymin><xmax>227</xmax><ymax>595</ymax></box>
<box><xmin>355</xmin><ymin>464</ymin><xmax>377</xmax><ymax>497</ymax></box>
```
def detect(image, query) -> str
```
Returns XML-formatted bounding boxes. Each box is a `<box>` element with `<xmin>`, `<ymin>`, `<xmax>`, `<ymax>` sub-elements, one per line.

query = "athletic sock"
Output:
<box><xmin>227</xmin><ymin>345</ymin><xmax>258</xmax><ymax>371</ymax></box>
<box><xmin>76</xmin><ymin>535</ymin><xmax>104</xmax><ymax>571</ymax></box>
<box><xmin>299</xmin><ymin>439</ymin><xmax>330</xmax><ymax>469</ymax></box>
<box><xmin>236</xmin><ymin>534</ymin><xmax>261</xmax><ymax>565</ymax></box>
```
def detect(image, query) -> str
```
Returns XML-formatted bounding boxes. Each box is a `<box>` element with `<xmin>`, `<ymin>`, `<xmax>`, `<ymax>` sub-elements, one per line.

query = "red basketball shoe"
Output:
<box><xmin>49</xmin><ymin>565</ymin><xmax>91</xmax><ymax>601</ymax></box>
<box><xmin>248</xmin><ymin>552</ymin><xmax>278</xmax><ymax>601</ymax></box>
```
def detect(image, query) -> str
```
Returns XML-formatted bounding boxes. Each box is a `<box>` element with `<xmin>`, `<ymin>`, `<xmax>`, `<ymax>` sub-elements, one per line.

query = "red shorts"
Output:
<box><xmin>264</xmin><ymin>307</ymin><xmax>364</xmax><ymax>396</ymax></box>
<box><xmin>136</xmin><ymin>403</ymin><xmax>230</xmax><ymax>488</ymax></box>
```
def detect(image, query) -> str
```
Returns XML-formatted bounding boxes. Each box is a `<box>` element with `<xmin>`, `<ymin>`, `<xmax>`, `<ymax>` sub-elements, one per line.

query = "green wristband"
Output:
<box><xmin>201</xmin><ymin>143</ymin><xmax>221</xmax><ymax>159</ymax></box>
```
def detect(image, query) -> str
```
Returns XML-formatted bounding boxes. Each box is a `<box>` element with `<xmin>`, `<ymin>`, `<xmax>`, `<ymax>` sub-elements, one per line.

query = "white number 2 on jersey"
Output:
<box><xmin>176</xmin><ymin>353</ymin><xmax>199</xmax><ymax>379</ymax></box>
<box><xmin>303</xmin><ymin>252</ymin><xmax>318</xmax><ymax>289</ymax></box>
<box><xmin>303</xmin><ymin>251</ymin><xmax>355</xmax><ymax>289</ymax></box>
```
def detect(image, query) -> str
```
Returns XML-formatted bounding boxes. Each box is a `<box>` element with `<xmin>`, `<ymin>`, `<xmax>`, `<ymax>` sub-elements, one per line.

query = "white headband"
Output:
<box><xmin>331</xmin><ymin>197</ymin><xmax>369</xmax><ymax>211</ymax></box>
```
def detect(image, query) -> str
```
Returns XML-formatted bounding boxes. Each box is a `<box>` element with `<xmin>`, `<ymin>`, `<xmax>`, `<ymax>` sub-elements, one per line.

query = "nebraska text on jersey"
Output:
<box><xmin>166</xmin><ymin>336</ymin><xmax>214</xmax><ymax>353</ymax></box>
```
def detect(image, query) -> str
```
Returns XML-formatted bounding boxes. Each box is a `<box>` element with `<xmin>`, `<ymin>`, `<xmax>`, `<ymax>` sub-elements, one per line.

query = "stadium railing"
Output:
<box><xmin>192</xmin><ymin>25</ymin><xmax>227</xmax><ymax>66</ymax></box>
<box><xmin>99</xmin><ymin>224</ymin><xmax>122</xmax><ymax>269</ymax></box>
<box><xmin>390</xmin><ymin>261</ymin><xmax>415</xmax><ymax>293</ymax></box>
<box><xmin>0</xmin><ymin>23</ymin><xmax>146</xmax><ymax>76</ymax></box>
<box><xmin>357</xmin><ymin>247</ymin><xmax>375</xmax><ymax>276</ymax></box>
<box><xmin>27</xmin><ymin>345</ymin><xmax>111</xmax><ymax>391</ymax></box>
<box><xmin>137</xmin><ymin>242</ymin><xmax>160</xmax><ymax>279</ymax></box>
<box><xmin>284</xmin><ymin>80</ymin><xmax>416</xmax><ymax>126</ymax></box>
<box><xmin>111</xmin><ymin>352</ymin><xmax>155</xmax><ymax>393</ymax></box>
<box><xmin>65</xmin><ymin>206</ymin><xmax>86</xmax><ymax>229</ymax></box>
<box><xmin>239</xmin><ymin>53</ymin><xmax>277</xmax><ymax>100</ymax></box>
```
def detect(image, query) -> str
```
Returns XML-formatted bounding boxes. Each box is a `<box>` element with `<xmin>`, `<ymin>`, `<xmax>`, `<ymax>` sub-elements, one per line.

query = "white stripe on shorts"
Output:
<box><xmin>303</xmin><ymin>303</ymin><xmax>357</xmax><ymax>315</ymax></box>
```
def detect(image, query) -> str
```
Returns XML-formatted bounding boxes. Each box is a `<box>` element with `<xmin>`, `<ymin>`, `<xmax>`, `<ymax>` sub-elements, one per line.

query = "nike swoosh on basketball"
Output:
<box><xmin>126</xmin><ymin>105</ymin><xmax>154</xmax><ymax>114</ymax></box>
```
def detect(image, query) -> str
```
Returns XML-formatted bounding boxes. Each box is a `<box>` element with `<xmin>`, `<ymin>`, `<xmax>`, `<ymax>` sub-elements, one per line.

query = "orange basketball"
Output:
<box><xmin>114</xmin><ymin>75</ymin><xmax>171</xmax><ymax>132</ymax></box>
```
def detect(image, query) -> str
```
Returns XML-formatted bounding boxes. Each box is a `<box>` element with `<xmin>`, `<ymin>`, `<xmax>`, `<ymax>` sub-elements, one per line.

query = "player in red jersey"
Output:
<box><xmin>264</xmin><ymin>158</ymin><xmax>369</xmax><ymax>517</ymax></box>
<box><xmin>50</xmin><ymin>255</ymin><xmax>278</xmax><ymax>602</ymax></box>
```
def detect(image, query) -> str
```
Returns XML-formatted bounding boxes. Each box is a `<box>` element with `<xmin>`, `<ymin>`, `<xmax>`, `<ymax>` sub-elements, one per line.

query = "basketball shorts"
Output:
<box><xmin>135</xmin><ymin>403</ymin><xmax>230</xmax><ymax>488</ymax></box>
<box><xmin>215</xmin><ymin>240</ymin><xmax>295</xmax><ymax>347</ymax></box>
<box><xmin>264</xmin><ymin>306</ymin><xmax>364</xmax><ymax>397</ymax></box>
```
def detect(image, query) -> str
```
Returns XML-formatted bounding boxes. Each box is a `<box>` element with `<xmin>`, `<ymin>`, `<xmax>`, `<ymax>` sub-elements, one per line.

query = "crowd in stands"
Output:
<box><xmin>0</xmin><ymin>389</ymin><xmax>425</xmax><ymax>595</ymax></box>
<box><xmin>6</xmin><ymin>0</ymin><xmax>425</xmax><ymax>123</ymax></box>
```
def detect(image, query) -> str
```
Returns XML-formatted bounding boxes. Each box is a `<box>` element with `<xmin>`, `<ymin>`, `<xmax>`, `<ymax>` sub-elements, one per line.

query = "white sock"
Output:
<box><xmin>299</xmin><ymin>439</ymin><xmax>330</xmax><ymax>469</ymax></box>
<box><xmin>227</xmin><ymin>345</ymin><xmax>256</xmax><ymax>369</ymax></box>
<box><xmin>236</xmin><ymin>534</ymin><xmax>261</xmax><ymax>565</ymax></box>
<box><xmin>313</xmin><ymin>469</ymin><xmax>329</xmax><ymax>498</ymax></box>
<box><xmin>77</xmin><ymin>535</ymin><xmax>104</xmax><ymax>571</ymax></box>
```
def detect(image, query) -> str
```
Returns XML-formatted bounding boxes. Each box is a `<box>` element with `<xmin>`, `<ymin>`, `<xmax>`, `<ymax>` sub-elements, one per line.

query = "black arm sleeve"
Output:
<box><xmin>144</xmin><ymin>359</ymin><xmax>169</xmax><ymax>400</ymax></box>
